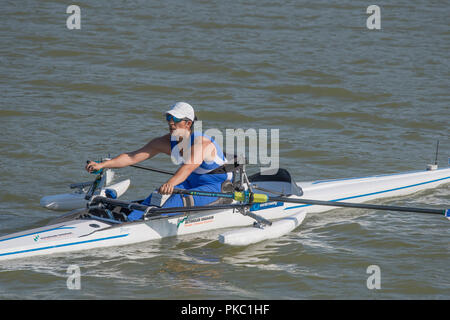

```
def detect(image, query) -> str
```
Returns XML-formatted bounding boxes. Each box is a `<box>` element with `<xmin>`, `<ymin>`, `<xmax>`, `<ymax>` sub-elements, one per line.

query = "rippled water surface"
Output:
<box><xmin>0</xmin><ymin>0</ymin><xmax>449</xmax><ymax>299</ymax></box>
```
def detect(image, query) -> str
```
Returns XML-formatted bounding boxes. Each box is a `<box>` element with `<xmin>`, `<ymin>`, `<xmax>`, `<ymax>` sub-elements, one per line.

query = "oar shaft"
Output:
<box><xmin>144</xmin><ymin>203</ymin><xmax>250</xmax><ymax>219</ymax></box>
<box><xmin>173</xmin><ymin>188</ymin><xmax>447</xmax><ymax>217</ymax></box>
<box><xmin>84</xmin><ymin>172</ymin><xmax>103</xmax><ymax>200</ymax></box>
<box><xmin>173</xmin><ymin>188</ymin><xmax>235</xmax><ymax>199</ymax></box>
<box><xmin>130</xmin><ymin>164</ymin><xmax>174</xmax><ymax>175</ymax></box>
<box><xmin>89</xmin><ymin>196</ymin><xmax>250</xmax><ymax>219</ymax></box>
<box><xmin>268</xmin><ymin>196</ymin><xmax>446</xmax><ymax>216</ymax></box>
<box><xmin>172</xmin><ymin>189</ymin><xmax>268</xmax><ymax>202</ymax></box>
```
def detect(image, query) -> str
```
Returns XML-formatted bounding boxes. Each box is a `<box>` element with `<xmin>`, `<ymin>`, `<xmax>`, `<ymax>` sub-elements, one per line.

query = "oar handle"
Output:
<box><xmin>86</xmin><ymin>160</ymin><xmax>103</xmax><ymax>175</ymax></box>
<box><xmin>84</xmin><ymin>161</ymin><xmax>105</xmax><ymax>200</ymax></box>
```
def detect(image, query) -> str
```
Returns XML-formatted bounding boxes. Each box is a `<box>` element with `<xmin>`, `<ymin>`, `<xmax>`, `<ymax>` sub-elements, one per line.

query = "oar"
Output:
<box><xmin>269</xmin><ymin>196</ymin><xmax>449</xmax><ymax>217</ymax></box>
<box><xmin>172</xmin><ymin>188</ymin><xmax>268</xmax><ymax>203</ymax></box>
<box><xmin>130</xmin><ymin>164</ymin><xmax>175</xmax><ymax>175</ymax></box>
<box><xmin>84</xmin><ymin>160</ymin><xmax>105</xmax><ymax>200</ymax></box>
<box><xmin>89</xmin><ymin>196</ymin><xmax>251</xmax><ymax>219</ymax></box>
<box><xmin>172</xmin><ymin>189</ymin><xmax>450</xmax><ymax>219</ymax></box>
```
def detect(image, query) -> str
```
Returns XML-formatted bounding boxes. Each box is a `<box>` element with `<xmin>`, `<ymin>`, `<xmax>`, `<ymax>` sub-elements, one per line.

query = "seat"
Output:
<box><xmin>248</xmin><ymin>168</ymin><xmax>303</xmax><ymax>196</ymax></box>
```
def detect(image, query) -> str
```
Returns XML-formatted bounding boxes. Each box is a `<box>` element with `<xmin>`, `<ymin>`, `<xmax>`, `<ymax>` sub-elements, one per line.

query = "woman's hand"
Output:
<box><xmin>158</xmin><ymin>182</ymin><xmax>174</xmax><ymax>195</ymax></box>
<box><xmin>85</xmin><ymin>161</ymin><xmax>104</xmax><ymax>173</ymax></box>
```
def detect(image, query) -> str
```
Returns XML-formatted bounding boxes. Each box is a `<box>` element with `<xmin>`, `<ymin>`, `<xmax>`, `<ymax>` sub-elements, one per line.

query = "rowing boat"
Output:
<box><xmin>0</xmin><ymin>163</ymin><xmax>448</xmax><ymax>261</ymax></box>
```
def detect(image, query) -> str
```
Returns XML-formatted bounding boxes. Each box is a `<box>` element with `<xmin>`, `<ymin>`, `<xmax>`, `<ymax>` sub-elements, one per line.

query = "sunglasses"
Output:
<box><xmin>166</xmin><ymin>114</ymin><xmax>189</xmax><ymax>123</ymax></box>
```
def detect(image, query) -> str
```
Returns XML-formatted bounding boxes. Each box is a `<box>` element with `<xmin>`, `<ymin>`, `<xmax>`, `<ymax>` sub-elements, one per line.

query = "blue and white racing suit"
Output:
<box><xmin>127</xmin><ymin>132</ymin><xmax>232</xmax><ymax>221</ymax></box>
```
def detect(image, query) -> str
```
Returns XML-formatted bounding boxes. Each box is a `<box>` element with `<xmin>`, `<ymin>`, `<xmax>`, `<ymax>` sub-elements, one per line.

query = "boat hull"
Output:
<box><xmin>0</xmin><ymin>167</ymin><xmax>449</xmax><ymax>261</ymax></box>
<box><xmin>293</xmin><ymin>167</ymin><xmax>450</xmax><ymax>213</ymax></box>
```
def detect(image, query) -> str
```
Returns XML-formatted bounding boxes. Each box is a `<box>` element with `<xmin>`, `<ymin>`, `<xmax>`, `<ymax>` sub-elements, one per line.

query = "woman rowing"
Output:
<box><xmin>85</xmin><ymin>102</ymin><xmax>232</xmax><ymax>221</ymax></box>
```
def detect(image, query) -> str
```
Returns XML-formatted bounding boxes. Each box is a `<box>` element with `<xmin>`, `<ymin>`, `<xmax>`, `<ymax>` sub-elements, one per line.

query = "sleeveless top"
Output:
<box><xmin>170</xmin><ymin>131</ymin><xmax>228</xmax><ymax>175</ymax></box>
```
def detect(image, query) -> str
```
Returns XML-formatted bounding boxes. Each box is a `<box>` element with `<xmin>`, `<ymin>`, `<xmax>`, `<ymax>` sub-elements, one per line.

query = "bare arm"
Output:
<box><xmin>159</xmin><ymin>137</ymin><xmax>216</xmax><ymax>194</ymax></box>
<box><xmin>86</xmin><ymin>134</ymin><xmax>171</xmax><ymax>172</ymax></box>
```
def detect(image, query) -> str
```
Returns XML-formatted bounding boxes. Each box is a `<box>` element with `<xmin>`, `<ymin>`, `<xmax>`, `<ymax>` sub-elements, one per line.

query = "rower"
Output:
<box><xmin>85</xmin><ymin>102</ymin><xmax>233</xmax><ymax>221</ymax></box>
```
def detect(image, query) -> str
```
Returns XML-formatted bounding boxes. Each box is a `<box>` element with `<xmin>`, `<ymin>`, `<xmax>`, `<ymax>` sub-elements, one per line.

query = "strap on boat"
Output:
<box><xmin>182</xmin><ymin>194</ymin><xmax>194</xmax><ymax>207</ymax></box>
<box><xmin>207</xmin><ymin>153</ymin><xmax>245</xmax><ymax>175</ymax></box>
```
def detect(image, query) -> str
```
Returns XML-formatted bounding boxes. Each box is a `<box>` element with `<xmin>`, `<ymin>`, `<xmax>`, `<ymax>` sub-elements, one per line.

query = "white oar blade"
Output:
<box><xmin>445</xmin><ymin>209</ymin><xmax>450</xmax><ymax>220</ymax></box>
<box><xmin>219</xmin><ymin>211</ymin><xmax>307</xmax><ymax>246</ymax></box>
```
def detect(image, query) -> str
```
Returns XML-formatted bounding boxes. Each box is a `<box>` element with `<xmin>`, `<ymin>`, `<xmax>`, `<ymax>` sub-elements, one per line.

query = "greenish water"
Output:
<box><xmin>0</xmin><ymin>0</ymin><xmax>449</xmax><ymax>299</ymax></box>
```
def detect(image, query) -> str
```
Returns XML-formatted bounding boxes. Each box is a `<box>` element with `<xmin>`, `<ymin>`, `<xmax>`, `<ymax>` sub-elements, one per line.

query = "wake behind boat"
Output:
<box><xmin>0</xmin><ymin>160</ymin><xmax>449</xmax><ymax>261</ymax></box>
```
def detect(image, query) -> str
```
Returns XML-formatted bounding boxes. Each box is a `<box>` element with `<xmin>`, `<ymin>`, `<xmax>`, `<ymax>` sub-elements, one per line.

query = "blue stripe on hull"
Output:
<box><xmin>0</xmin><ymin>234</ymin><xmax>129</xmax><ymax>258</ymax></box>
<box><xmin>0</xmin><ymin>226</ymin><xmax>75</xmax><ymax>243</ymax></box>
<box><xmin>311</xmin><ymin>168</ymin><xmax>450</xmax><ymax>185</ymax></box>
<box><xmin>285</xmin><ymin>175</ymin><xmax>450</xmax><ymax>210</ymax></box>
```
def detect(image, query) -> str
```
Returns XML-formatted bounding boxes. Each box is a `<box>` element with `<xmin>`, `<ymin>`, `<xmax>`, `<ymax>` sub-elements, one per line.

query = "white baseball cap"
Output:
<box><xmin>165</xmin><ymin>102</ymin><xmax>195</xmax><ymax>121</ymax></box>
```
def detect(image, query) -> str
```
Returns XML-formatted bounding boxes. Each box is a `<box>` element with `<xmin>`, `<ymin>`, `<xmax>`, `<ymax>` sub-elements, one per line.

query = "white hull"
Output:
<box><xmin>1</xmin><ymin>167</ymin><xmax>449</xmax><ymax>261</ymax></box>
<box><xmin>296</xmin><ymin>168</ymin><xmax>450</xmax><ymax>213</ymax></box>
<box><xmin>39</xmin><ymin>179</ymin><xmax>131</xmax><ymax>211</ymax></box>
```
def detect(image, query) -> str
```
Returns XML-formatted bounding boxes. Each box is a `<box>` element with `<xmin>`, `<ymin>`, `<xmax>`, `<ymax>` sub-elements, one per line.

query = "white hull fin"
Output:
<box><xmin>218</xmin><ymin>211</ymin><xmax>307</xmax><ymax>246</ymax></box>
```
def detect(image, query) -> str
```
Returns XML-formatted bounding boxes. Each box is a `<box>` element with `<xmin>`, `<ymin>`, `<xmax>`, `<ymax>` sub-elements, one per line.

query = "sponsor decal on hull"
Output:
<box><xmin>33</xmin><ymin>232</ymin><xmax>74</xmax><ymax>243</ymax></box>
<box><xmin>177</xmin><ymin>215</ymin><xmax>215</xmax><ymax>228</ymax></box>
<box><xmin>250</xmin><ymin>202</ymin><xmax>284</xmax><ymax>211</ymax></box>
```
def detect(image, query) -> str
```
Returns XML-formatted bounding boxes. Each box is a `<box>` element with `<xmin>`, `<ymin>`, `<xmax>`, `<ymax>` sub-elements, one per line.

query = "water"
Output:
<box><xmin>0</xmin><ymin>0</ymin><xmax>449</xmax><ymax>299</ymax></box>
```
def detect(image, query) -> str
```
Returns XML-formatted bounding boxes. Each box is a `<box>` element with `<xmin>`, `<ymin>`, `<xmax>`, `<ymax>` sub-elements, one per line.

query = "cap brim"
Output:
<box><xmin>164</xmin><ymin>110</ymin><xmax>193</xmax><ymax>121</ymax></box>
